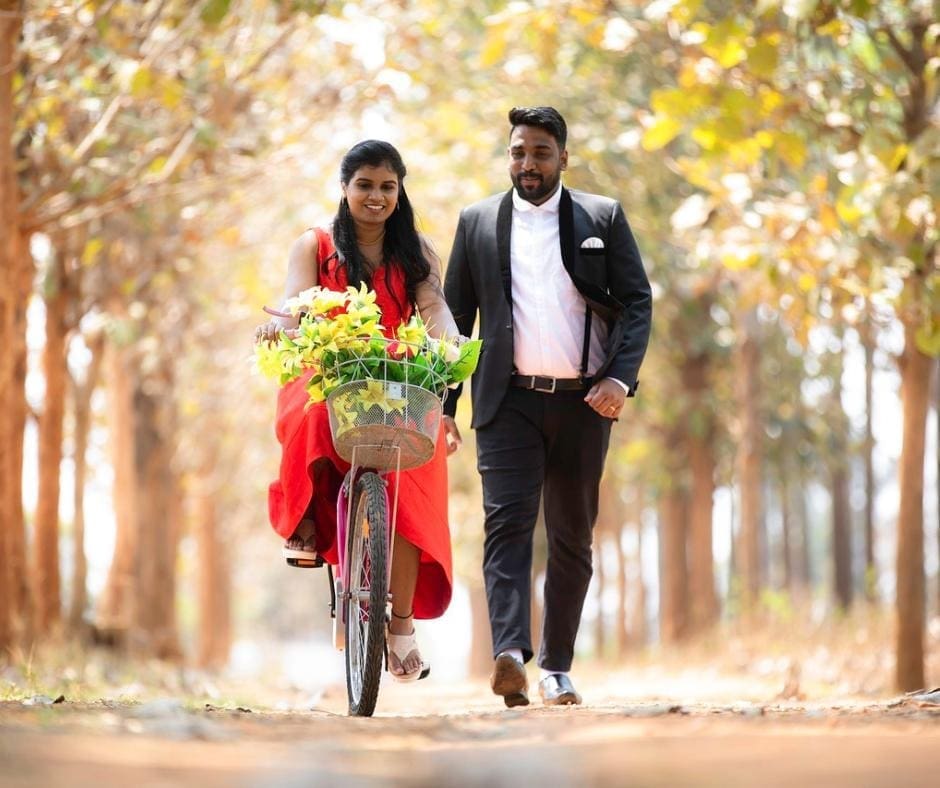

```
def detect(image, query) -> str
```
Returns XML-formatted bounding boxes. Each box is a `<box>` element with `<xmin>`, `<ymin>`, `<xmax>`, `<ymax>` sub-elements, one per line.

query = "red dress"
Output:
<box><xmin>268</xmin><ymin>228</ymin><xmax>452</xmax><ymax>619</ymax></box>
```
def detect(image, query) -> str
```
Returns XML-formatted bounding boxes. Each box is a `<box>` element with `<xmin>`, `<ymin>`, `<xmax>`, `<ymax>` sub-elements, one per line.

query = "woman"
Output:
<box><xmin>255</xmin><ymin>140</ymin><xmax>460</xmax><ymax>681</ymax></box>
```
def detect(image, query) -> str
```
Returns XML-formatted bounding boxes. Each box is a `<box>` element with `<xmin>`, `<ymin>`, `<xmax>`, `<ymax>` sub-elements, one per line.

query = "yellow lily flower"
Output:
<box><xmin>396</xmin><ymin>315</ymin><xmax>426</xmax><ymax>347</ymax></box>
<box><xmin>331</xmin><ymin>392</ymin><xmax>359</xmax><ymax>431</ymax></box>
<box><xmin>355</xmin><ymin>379</ymin><xmax>408</xmax><ymax>415</ymax></box>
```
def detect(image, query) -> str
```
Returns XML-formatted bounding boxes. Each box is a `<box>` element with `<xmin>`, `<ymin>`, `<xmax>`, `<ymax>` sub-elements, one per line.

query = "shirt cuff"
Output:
<box><xmin>604</xmin><ymin>377</ymin><xmax>631</xmax><ymax>397</ymax></box>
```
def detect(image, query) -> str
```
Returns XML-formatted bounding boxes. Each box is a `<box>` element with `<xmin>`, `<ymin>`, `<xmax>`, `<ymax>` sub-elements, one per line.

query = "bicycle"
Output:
<box><xmin>290</xmin><ymin>335</ymin><xmax>447</xmax><ymax>717</ymax></box>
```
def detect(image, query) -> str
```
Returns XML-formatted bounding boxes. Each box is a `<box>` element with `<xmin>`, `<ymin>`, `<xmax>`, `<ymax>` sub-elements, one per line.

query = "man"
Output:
<box><xmin>443</xmin><ymin>106</ymin><xmax>652</xmax><ymax>707</ymax></box>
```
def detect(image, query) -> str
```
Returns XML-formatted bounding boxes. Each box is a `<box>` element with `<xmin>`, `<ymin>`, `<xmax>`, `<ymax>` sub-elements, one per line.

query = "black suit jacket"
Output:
<box><xmin>443</xmin><ymin>187</ymin><xmax>652</xmax><ymax>429</ymax></box>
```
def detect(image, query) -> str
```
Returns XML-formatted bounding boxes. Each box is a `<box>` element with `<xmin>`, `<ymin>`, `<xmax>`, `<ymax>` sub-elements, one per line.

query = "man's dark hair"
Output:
<box><xmin>508</xmin><ymin>106</ymin><xmax>567</xmax><ymax>149</ymax></box>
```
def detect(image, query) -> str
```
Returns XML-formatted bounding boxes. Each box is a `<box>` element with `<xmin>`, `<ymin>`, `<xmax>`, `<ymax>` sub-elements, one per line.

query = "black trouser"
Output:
<box><xmin>475</xmin><ymin>386</ymin><xmax>612</xmax><ymax>671</ymax></box>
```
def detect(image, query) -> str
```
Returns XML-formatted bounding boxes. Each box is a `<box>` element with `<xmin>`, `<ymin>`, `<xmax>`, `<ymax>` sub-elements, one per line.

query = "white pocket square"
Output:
<box><xmin>580</xmin><ymin>237</ymin><xmax>605</xmax><ymax>249</ymax></box>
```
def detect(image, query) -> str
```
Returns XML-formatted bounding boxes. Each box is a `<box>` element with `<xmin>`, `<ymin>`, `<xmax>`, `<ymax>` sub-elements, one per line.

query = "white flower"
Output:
<box><xmin>428</xmin><ymin>336</ymin><xmax>460</xmax><ymax>363</ymax></box>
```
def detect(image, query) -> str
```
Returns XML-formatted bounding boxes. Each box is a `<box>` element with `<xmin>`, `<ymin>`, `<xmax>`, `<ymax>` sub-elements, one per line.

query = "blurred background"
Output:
<box><xmin>0</xmin><ymin>0</ymin><xmax>937</xmax><ymax>704</ymax></box>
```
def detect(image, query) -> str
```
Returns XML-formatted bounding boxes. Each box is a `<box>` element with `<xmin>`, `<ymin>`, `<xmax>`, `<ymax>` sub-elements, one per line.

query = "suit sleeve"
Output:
<box><xmin>442</xmin><ymin>211</ymin><xmax>479</xmax><ymax>418</ymax></box>
<box><xmin>605</xmin><ymin>201</ymin><xmax>652</xmax><ymax>393</ymax></box>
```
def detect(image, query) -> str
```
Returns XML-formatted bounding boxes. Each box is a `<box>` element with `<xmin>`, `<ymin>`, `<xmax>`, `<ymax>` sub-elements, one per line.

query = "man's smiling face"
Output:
<box><xmin>508</xmin><ymin>125</ymin><xmax>568</xmax><ymax>205</ymax></box>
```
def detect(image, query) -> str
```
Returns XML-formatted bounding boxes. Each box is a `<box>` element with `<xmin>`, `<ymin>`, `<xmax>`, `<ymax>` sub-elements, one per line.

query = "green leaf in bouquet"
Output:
<box><xmin>447</xmin><ymin>339</ymin><xmax>482</xmax><ymax>384</ymax></box>
<box><xmin>338</xmin><ymin>367</ymin><xmax>360</xmax><ymax>386</ymax></box>
<box><xmin>384</xmin><ymin>359</ymin><xmax>406</xmax><ymax>383</ymax></box>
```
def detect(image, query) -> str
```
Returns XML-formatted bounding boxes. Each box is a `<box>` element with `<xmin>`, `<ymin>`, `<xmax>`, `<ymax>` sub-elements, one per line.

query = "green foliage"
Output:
<box><xmin>200</xmin><ymin>0</ymin><xmax>232</xmax><ymax>26</ymax></box>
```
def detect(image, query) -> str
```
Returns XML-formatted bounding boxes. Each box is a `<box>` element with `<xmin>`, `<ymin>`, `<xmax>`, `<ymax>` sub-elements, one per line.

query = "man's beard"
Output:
<box><xmin>512</xmin><ymin>172</ymin><xmax>559</xmax><ymax>204</ymax></box>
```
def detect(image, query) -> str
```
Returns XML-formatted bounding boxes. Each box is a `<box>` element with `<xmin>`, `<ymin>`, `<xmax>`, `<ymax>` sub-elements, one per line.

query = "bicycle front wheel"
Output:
<box><xmin>343</xmin><ymin>471</ymin><xmax>388</xmax><ymax>717</ymax></box>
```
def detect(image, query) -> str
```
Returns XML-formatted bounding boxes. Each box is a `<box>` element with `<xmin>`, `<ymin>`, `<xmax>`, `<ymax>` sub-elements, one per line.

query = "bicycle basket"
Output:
<box><xmin>326</xmin><ymin>379</ymin><xmax>443</xmax><ymax>471</ymax></box>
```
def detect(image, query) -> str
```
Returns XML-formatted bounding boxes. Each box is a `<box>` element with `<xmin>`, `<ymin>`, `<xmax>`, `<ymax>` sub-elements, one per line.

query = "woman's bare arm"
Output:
<box><xmin>255</xmin><ymin>230</ymin><xmax>319</xmax><ymax>342</ymax></box>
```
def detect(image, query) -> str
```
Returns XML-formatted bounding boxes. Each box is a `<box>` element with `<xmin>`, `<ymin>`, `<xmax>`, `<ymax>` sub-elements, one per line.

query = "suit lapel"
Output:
<box><xmin>496</xmin><ymin>190</ymin><xmax>513</xmax><ymax>307</ymax></box>
<box><xmin>559</xmin><ymin>187</ymin><xmax>577</xmax><ymax>282</ymax></box>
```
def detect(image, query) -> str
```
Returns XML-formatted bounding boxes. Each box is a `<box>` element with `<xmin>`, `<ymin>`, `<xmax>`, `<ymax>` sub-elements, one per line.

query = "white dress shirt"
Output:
<box><xmin>511</xmin><ymin>185</ymin><xmax>625</xmax><ymax>391</ymax></box>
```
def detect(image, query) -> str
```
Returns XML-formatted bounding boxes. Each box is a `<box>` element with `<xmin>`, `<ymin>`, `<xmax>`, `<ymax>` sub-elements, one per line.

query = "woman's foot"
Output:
<box><xmin>282</xmin><ymin>519</ymin><xmax>320</xmax><ymax>566</ymax></box>
<box><xmin>387</xmin><ymin>612</ymin><xmax>430</xmax><ymax>682</ymax></box>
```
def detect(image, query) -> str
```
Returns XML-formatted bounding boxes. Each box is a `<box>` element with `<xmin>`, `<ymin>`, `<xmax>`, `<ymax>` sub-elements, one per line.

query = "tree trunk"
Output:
<box><xmin>936</xmin><ymin>358</ymin><xmax>939</xmax><ymax>617</ymax></box>
<box><xmin>658</xmin><ymin>486</ymin><xmax>687</xmax><ymax>643</ymax></box>
<box><xmin>687</xmin><ymin>428</ymin><xmax>717</xmax><ymax>631</ymax></box>
<box><xmin>615</xmin><ymin>522</ymin><xmax>629</xmax><ymax>657</ymax></box>
<box><xmin>195</xmin><ymin>482</ymin><xmax>231</xmax><ymax>669</ymax></box>
<box><xmin>893</xmin><ymin>11</ymin><xmax>933</xmax><ymax>693</ymax></box>
<box><xmin>0</xmin><ymin>3</ymin><xmax>30</xmax><ymax>647</ymax></box>
<box><xmin>97</xmin><ymin>340</ymin><xmax>138</xmax><ymax>636</ymax></box>
<box><xmin>68</xmin><ymin>334</ymin><xmax>104</xmax><ymax>630</ymax></box>
<box><xmin>895</xmin><ymin>315</ymin><xmax>932</xmax><ymax>691</ymax></box>
<box><xmin>829</xmin><ymin>322</ymin><xmax>854</xmax><ymax>611</ymax></box>
<box><xmin>832</xmin><ymin>462</ymin><xmax>853</xmax><ymax>610</ymax></box>
<box><xmin>468</xmin><ymin>583</ymin><xmax>492</xmax><ymax>677</ymax></box>
<box><xmin>796</xmin><ymin>459</ymin><xmax>813</xmax><ymax>588</ymax></box>
<box><xmin>594</xmin><ymin>537</ymin><xmax>606</xmax><ymax>659</ymax></box>
<box><xmin>134</xmin><ymin>384</ymin><xmax>182</xmax><ymax>659</ymax></box>
<box><xmin>33</xmin><ymin>254</ymin><xmax>69</xmax><ymax>633</ymax></box>
<box><xmin>631</xmin><ymin>488</ymin><xmax>648</xmax><ymax>647</ymax></box>
<box><xmin>683</xmin><ymin>347</ymin><xmax>718</xmax><ymax>632</ymax></box>
<box><xmin>595</xmin><ymin>478</ymin><xmax>621</xmax><ymax>659</ymax></box>
<box><xmin>861</xmin><ymin>310</ymin><xmax>877</xmax><ymax>599</ymax></box>
<box><xmin>0</xmin><ymin>1</ymin><xmax>17</xmax><ymax>649</ymax></box>
<box><xmin>780</xmin><ymin>462</ymin><xmax>793</xmax><ymax>593</ymax></box>
<box><xmin>735</xmin><ymin>308</ymin><xmax>763</xmax><ymax>607</ymax></box>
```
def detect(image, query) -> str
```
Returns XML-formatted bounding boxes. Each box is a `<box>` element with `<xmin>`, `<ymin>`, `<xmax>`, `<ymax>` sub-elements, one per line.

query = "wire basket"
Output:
<box><xmin>325</xmin><ymin>340</ymin><xmax>446</xmax><ymax>471</ymax></box>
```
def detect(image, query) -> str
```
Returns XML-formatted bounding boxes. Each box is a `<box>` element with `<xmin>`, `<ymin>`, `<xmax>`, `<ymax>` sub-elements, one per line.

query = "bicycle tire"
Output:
<box><xmin>344</xmin><ymin>471</ymin><xmax>388</xmax><ymax>717</ymax></box>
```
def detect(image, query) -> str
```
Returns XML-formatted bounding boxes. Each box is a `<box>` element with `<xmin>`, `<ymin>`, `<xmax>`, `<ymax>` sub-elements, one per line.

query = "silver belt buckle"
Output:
<box><xmin>533</xmin><ymin>376</ymin><xmax>557</xmax><ymax>393</ymax></box>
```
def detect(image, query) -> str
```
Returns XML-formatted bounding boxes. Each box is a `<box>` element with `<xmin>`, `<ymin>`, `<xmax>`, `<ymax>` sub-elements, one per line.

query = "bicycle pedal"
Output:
<box><xmin>286</xmin><ymin>556</ymin><xmax>324</xmax><ymax>569</ymax></box>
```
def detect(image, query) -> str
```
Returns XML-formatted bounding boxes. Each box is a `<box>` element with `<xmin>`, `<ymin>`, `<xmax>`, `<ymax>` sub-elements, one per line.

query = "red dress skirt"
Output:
<box><xmin>267</xmin><ymin>228</ymin><xmax>452</xmax><ymax>619</ymax></box>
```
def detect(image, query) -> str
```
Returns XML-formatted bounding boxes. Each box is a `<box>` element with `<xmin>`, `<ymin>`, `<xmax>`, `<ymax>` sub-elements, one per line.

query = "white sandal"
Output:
<box><xmin>387</xmin><ymin>626</ymin><xmax>430</xmax><ymax>683</ymax></box>
<box><xmin>282</xmin><ymin>519</ymin><xmax>321</xmax><ymax>567</ymax></box>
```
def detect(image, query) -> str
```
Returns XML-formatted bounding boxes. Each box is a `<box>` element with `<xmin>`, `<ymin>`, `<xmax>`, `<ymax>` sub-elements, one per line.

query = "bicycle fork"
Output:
<box><xmin>331</xmin><ymin>454</ymin><xmax>399</xmax><ymax>652</ymax></box>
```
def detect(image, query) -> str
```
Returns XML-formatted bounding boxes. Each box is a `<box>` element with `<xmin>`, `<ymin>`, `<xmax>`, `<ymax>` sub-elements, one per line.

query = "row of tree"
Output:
<box><xmin>1</xmin><ymin>1</ymin><xmax>936</xmax><ymax>693</ymax></box>
<box><xmin>388</xmin><ymin>0</ymin><xmax>938</xmax><ymax>688</ymax></box>
<box><xmin>0</xmin><ymin>0</ymin><xmax>346</xmax><ymax>662</ymax></box>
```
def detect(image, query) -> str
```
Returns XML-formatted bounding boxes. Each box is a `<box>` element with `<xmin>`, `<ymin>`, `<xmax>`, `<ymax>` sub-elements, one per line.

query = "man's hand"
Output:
<box><xmin>584</xmin><ymin>378</ymin><xmax>626</xmax><ymax>419</ymax></box>
<box><xmin>443</xmin><ymin>415</ymin><xmax>463</xmax><ymax>455</ymax></box>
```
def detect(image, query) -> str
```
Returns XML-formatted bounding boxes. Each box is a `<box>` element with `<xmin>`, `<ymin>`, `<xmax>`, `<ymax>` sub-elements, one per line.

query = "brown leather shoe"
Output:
<box><xmin>538</xmin><ymin>673</ymin><xmax>582</xmax><ymax>705</ymax></box>
<box><xmin>490</xmin><ymin>653</ymin><xmax>529</xmax><ymax>707</ymax></box>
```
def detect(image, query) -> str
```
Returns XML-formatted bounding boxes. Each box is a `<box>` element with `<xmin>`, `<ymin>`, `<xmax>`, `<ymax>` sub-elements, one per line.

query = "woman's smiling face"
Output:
<box><xmin>342</xmin><ymin>163</ymin><xmax>400</xmax><ymax>226</ymax></box>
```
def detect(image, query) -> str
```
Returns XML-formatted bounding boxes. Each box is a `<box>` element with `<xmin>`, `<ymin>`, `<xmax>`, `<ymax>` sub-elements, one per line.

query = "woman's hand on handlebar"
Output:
<box><xmin>254</xmin><ymin>321</ymin><xmax>298</xmax><ymax>344</ymax></box>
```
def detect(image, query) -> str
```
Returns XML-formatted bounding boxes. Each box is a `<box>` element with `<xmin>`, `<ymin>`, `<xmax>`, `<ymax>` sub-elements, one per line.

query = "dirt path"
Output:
<box><xmin>2</xmin><ymin>678</ymin><xmax>939</xmax><ymax>787</ymax></box>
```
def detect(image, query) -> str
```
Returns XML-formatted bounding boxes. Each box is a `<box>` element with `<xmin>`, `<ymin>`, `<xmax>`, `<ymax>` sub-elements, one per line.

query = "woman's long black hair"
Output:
<box><xmin>329</xmin><ymin>140</ymin><xmax>430</xmax><ymax>314</ymax></box>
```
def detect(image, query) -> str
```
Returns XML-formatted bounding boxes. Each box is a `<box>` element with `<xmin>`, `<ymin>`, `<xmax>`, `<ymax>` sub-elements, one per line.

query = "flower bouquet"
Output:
<box><xmin>256</xmin><ymin>284</ymin><xmax>481</xmax><ymax>470</ymax></box>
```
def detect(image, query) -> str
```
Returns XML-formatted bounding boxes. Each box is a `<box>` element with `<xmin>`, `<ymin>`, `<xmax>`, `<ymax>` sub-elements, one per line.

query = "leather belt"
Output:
<box><xmin>510</xmin><ymin>374</ymin><xmax>591</xmax><ymax>393</ymax></box>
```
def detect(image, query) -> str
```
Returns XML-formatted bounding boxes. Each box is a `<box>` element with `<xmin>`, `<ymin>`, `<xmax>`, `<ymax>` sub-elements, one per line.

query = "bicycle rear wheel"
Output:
<box><xmin>343</xmin><ymin>471</ymin><xmax>388</xmax><ymax>717</ymax></box>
